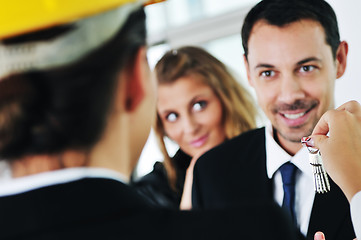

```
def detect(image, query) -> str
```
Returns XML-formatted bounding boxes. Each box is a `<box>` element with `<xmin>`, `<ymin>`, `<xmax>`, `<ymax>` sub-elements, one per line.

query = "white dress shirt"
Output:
<box><xmin>0</xmin><ymin>167</ymin><xmax>128</xmax><ymax>197</ymax></box>
<box><xmin>265</xmin><ymin>122</ymin><xmax>315</xmax><ymax>236</ymax></box>
<box><xmin>351</xmin><ymin>191</ymin><xmax>361</xmax><ymax>239</ymax></box>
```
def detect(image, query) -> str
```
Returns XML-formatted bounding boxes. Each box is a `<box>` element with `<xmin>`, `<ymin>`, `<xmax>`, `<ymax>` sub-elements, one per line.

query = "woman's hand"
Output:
<box><xmin>305</xmin><ymin>100</ymin><xmax>361</xmax><ymax>202</ymax></box>
<box><xmin>179</xmin><ymin>153</ymin><xmax>201</xmax><ymax>210</ymax></box>
<box><xmin>314</xmin><ymin>231</ymin><xmax>357</xmax><ymax>240</ymax></box>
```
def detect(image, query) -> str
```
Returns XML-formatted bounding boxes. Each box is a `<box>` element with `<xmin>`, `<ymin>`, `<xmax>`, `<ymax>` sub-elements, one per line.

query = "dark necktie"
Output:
<box><xmin>279</xmin><ymin>162</ymin><xmax>298</xmax><ymax>223</ymax></box>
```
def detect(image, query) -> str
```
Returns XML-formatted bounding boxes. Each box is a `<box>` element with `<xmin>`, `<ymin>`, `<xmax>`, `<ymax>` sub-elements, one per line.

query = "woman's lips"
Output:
<box><xmin>190</xmin><ymin>134</ymin><xmax>209</xmax><ymax>148</ymax></box>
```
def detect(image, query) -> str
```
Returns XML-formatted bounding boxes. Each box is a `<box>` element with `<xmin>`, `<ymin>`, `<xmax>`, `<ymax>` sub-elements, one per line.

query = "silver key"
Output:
<box><xmin>307</xmin><ymin>148</ymin><xmax>331</xmax><ymax>194</ymax></box>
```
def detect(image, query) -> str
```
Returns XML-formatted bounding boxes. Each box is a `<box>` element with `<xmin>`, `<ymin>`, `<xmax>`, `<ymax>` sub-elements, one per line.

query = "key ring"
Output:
<box><xmin>305</xmin><ymin>146</ymin><xmax>319</xmax><ymax>154</ymax></box>
<box><xmin>301</xmin><ymin>136</ymin><xmax>330</xmax><ymax>193</ymax></box>
<box><xmin>301</xmin><ymin>137</ymin><xmax>319</xmax><ymax>154</ymax></box>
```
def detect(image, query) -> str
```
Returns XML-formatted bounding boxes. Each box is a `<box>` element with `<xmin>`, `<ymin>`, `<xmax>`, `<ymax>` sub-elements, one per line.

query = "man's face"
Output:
<box><xmin>245</xmin><ymin>19</ymin><xmax>345</xmax><ymax>153</ymax></box>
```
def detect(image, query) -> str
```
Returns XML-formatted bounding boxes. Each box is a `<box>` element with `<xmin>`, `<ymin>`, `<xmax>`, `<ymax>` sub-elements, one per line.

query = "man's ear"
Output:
<box><xmin>123</xmin><ymin>47</ymin><xmax>148</xmax><ymax>112</ymax></box>
<box><xmin>336</xmin><ymin>41</ymin><xmax>348</xmax><ymax>79</ymax></box>
<box><xmin>243</xmin><ymin>54</ymin><xmax>253</xmax><ymax>87</ymax></box>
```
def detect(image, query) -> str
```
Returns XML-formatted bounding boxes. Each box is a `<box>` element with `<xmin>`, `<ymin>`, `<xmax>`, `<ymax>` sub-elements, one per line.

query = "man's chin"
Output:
<box><xmin>276</xmin><ymin>128</ymin><xmax>313</xmax><ymax>143</ymax></box>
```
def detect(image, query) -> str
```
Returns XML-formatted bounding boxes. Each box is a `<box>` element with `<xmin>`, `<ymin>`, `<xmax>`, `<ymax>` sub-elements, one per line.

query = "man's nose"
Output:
<box><xmin>277</xmin><ymin>74</ymin><xmax>305</xmax><ymax>104</ymax></box>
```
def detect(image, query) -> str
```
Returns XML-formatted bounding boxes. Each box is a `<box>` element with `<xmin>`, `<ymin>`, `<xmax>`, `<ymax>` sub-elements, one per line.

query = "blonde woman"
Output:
<box><xmin>132</xmin><ymin>46</ymin><xmax>258</xmax><ymax>209</ymax></box>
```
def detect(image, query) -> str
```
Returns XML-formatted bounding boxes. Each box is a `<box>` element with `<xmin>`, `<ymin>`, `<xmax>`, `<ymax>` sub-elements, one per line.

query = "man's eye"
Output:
<box><xmin>166</xmin><ymin>113</ymin><xmax>178</xmax><ymax>122</ymax></box>
<box><xmin>261</xmin><ymin>71</ymin><xmax>275</xmax><ymax>77</ymax></box>
<box><xmin>193</xmin><ymin>101</ymin><xmax>207</xmax><ymax>112</ymax></box>
<box><xmin>300</xmin><ymin>65</ymin><xmax>315</xmax><ymax>72</ymax></box>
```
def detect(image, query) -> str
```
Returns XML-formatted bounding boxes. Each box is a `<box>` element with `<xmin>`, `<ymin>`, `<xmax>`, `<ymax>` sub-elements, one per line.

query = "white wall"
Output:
<box><xmin>328</xmin><ymin>0</ymin><xmax>361</xmax><ymax>107</ymax></box>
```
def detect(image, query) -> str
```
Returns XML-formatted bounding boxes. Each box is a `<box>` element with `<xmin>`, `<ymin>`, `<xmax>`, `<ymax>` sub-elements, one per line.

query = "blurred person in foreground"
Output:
<box><xmin>0</xmin><ymin>0</ymin><xmax>298</xmax><ymax>239</ymax></box>
<box><xmin>132</xmin><ymin>46</ymin><xmax>258</xmax><ymax>210</ymax></box>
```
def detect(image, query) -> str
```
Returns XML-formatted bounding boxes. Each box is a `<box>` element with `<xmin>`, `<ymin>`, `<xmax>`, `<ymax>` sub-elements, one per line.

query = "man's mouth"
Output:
<box><xmin>283</xmin><ymin>111</ymin><xmax>306</xmax><ymax>120</ymax></box>
<box><xmin>276</xmin><ymin>100</ymin><xmax>318</xmax><ymax>120</ymax></box>
<box><xmin>281</xmin><ymin>109</ymin><xmax>311</xmax><ymax>120</ymax></box>
<box><xmin>275</xmin><ymin>100</ymin><xmax>318</xmax><ymax>127</ymax></box>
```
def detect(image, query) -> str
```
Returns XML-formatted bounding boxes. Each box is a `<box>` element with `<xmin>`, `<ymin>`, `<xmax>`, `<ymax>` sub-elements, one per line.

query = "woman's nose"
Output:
<box><xmin>182</xmin><ymin>115</ymin><xmax>199</xmax><ymax>134</ymax></box>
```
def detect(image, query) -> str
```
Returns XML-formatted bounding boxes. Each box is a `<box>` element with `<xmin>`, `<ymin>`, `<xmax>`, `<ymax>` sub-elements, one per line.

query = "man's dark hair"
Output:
<box><xmin>0</xmin><ymin>8</ymin><xmax>146</xmax><ymax>159</ymax></box>
<box><xmin>241</xmin><ymin>0</ymin><xmax>340</xmax><ymax>60</ymax></box>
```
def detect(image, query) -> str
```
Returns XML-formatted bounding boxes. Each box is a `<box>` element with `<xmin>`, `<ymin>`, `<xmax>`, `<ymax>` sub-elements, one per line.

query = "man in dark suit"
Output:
<box><xmin>0</xmin><ymin>0</ymin><xmax>298</xmax><ymax>239</ymax></box>
<box><xmin>192</xmin><ymin>1</ymin><xmax>355</xmax><ymax>240</ymax></box>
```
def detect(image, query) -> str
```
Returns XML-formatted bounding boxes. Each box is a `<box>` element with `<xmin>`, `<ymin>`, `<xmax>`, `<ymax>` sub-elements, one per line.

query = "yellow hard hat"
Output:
<box><xmin>0</xmin><ymin>0</ymin><xmax>165</xmax><ymax>79</ymax></box>
<box><xmin>0</xmin><ymin>0</ymin><xmax>162</xmax><ymax>40</ymax></box>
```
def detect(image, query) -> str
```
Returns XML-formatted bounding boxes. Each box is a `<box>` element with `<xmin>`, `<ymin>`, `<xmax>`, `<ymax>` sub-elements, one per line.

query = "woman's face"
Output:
<box><xmin>157</xmin><ymin>75</ymin><xmax>226</xmax><ymax>158</ymax></box>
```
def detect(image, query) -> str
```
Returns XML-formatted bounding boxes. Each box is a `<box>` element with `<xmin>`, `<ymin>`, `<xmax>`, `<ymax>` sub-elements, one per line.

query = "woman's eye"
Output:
<box><xmin>193</xmin><ymin>101</ymin><xmax>207</xmax><ymax>112</ymax></box>
<box><xmin>300</xmin><ymin>65</ymin><xmax>315</xmax><ymax>72</ymax></box>
<box><xmin>166</xmin><ymin>113</ymin><xmax>178</xmax><ymax>122</ymax></box>
<box><xmin>261</xmin><ymin>70</ymin><xmax>275</xmax><ymax>77</ymax></box>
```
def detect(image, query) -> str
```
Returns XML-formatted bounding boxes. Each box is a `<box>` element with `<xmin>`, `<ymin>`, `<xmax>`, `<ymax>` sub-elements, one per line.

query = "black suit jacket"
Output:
<box><xmin>192</xmin><ymin>128</ymin><xmax>356</xmax><ymax>240</ymax></box>
<box><xmin>0</xmin><ymin>176</ymin><xmax>299</xmax><ymax>240</ymax></box>
<box><xmin>131</xmin><ymin>149</ymin><xmax>191</xmax><ymax>209</ymax></box>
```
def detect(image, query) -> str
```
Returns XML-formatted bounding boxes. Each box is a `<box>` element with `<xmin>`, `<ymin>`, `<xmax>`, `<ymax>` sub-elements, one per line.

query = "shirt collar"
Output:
<box><xmin>265</xmin><ymin>121</ymin><xmax>314</xmax><ymax>180</ymax></box>
<box><xmin>0</xmin><ymin>167</ymin><xmax>128</xmax><ymax>197</ymax></box>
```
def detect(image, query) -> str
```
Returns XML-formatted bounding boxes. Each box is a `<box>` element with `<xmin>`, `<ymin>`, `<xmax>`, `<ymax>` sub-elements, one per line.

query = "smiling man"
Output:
<box><xmin>246</xmin><ymin>18</ymin><xmax>346</xmax><ymax>155</ymax></box>
<box><xmin>192</xmin><ymin>1</ymin><xmax>355</xmax><ymax>240</ymax></box>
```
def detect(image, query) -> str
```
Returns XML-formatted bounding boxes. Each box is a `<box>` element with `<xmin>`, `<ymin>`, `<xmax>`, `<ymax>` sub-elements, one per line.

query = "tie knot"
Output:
<box><xmin>279</xmin><ymin>162</ymin><xmax>297</xmax><ymax>186</ymax></box>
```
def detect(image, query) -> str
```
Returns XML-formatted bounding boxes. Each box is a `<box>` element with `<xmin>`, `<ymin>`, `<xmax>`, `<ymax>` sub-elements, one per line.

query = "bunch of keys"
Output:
<box><xmin>301</xmin><ymin>137</ymin><xmax>331</xmax><ymax>194</ymax></box>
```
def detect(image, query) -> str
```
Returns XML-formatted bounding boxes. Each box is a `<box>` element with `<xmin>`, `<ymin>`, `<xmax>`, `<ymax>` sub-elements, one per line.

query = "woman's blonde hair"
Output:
<box><xmin>154</xmin><ymin>46</ymin><xmax>258</xmax><ymax>190</ymax></box>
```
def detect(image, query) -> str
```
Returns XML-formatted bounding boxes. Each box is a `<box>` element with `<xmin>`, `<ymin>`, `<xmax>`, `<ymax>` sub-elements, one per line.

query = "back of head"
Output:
<box><xmin>0</xmin><ymin>3</ymin><xmax>146</xmax><ymax>160</ymax></box>
<box><xmin>242</xmin><ymin>0</ymin><xmax>340</xmax><ymax>59</ymax></box>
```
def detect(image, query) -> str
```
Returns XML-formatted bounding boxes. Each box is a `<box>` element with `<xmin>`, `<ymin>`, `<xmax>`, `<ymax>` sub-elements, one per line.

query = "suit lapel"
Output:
<box><xmin>258</xmin><ymin>129</ymin><xmax>274</xmax><ymax>198</ymax></box>
<box><xmin>243</xmin><ymin>128</ymin><xmax>274</xmax><ymax>199</ymax></box>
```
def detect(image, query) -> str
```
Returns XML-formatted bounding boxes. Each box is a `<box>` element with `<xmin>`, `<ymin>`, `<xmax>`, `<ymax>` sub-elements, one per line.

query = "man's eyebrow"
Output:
<box><xmin>254</xmin><ymin>57</ymin><xmax>322</xmax><ymax>70</ymax></box>
<box><xmin>254</xmin><ymin>63</ymin><xmax>274</xmax><ymax>70</ymax></box>
<box><xmin>297</xmin><ymin>57</ymin><xmax>322</xmax><ymax>65</ymax></box>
